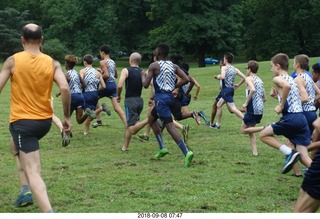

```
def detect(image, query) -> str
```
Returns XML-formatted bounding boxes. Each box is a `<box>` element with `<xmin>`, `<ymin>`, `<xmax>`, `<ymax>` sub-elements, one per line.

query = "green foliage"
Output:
<box><xmin>42</xmin><ymin>38</ymin><xmax>69</xmax><ymax>62</ymax></box>
<box><xmin>243</xmin><ymin>0</ymin><xmax>320</xmax><ymax>60</ymax></box>
<box><xmin>0</xmin><ymin>8</ymin><xmax>29</xmax><ymax>60</ymax></box>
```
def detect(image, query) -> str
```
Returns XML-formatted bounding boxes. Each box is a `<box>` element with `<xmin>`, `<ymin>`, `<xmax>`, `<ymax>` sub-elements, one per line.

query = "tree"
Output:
<box><xmin>146</xmin><ymin>0</ymin><xmax>244</xmax><ymax>67</ymax></box>
<box><xmin>0</xmin><ymin>8</ymin><xmax>29</xmax><ymax>60</ymax></box>
<box><xmin>242</xmin><ymin>0</ymin><xmax>320</xmax><ymax>60</ymax></box>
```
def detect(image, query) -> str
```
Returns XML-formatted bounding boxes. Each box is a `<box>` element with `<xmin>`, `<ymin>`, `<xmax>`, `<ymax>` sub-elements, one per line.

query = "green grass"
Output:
<box><xmin>0</xmin><ymin>57</ymin><xmax>318</xmax><ymax>213</ymax></box>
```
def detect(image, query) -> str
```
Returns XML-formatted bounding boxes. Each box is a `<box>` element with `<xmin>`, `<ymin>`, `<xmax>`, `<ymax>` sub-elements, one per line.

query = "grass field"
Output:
<box><xmin>0</xmin><ymin>56</ymin><xmax>319</xmax><ymax>213</ymax></box>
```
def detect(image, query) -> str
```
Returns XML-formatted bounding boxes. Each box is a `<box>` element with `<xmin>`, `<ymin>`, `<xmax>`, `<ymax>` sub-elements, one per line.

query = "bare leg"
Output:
<box><xmin>294</xmin><ymin>189</ymin><xmax>320</xmax><ymax>212</ymax></box>
<box><xmin>111</xmin><ymin>97</ymin><xmax>127</xmax><ymax>128</ymax></box>
<box><xmin>19</xmin><ymin>150</ymin><xmax>52</xmax><ymax>212</ymax></box>
<box><xmin>226</xmin><ymin>102</ymin><xmax>244</xmax><ymax>120</ymax></box>
<box><xmin>122</xmin><ymin>118</ymin><xmax>149</xmax><ymax>150</ymax></box>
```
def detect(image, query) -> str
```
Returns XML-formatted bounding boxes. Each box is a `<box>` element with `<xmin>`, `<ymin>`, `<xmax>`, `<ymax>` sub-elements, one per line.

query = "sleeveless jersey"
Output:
<box><xmin>125</xmin><ymin>66</ymin><xmax>143</xmax><ymax>98</ymax></box>
<box><xmin>104</xmin><ymin>59</ymin><xmax>116</xmax><ymax>83</ymax></box>
<box><xmin>83</xmin><ymin>67</ymin><xmax>99</xmax><ymax>92</ymax></box>
<box><xmin>222</xmin><ymin>65</ymin><xmax>236</xmax><ymax>89</ymax></box>
<box><xmin>278</xmin><ymin>75</ymin><xmax>302</xmax><ymax>114</ymax></box>
<box><xmin>11</xmin><ymin>51</ymin><xmax>54</xmax><ymax>122</ymax></box>
<box><xmin>297</xmin><ymin>73</ymin><xmax>316</xmax><ymax>112</ymax></box>
<box><xmin>154</xmin><ymin>61</ymin><xmax>176</xmax><ymax>94</ymax></box>
<box><xmin>67</xmin><ymin>69</ymin><xmax>82</xmax><ymax>94</ymax></box>
<box><xmin>246</xmin><ymin>76</ymin><xmax>264</xmax><ymax>115</ymax></box>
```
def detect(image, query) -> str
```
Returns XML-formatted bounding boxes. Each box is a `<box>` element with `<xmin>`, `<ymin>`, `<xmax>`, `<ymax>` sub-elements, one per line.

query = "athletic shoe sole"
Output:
<box><xmin>281</xmin><ymin>152</ymin><xmax>301</xmax><ymax>174</ymax></box>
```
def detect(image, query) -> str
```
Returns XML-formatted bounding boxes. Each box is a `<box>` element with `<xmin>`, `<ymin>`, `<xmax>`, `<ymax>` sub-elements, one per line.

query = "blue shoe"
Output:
<box><xmin>198</xmin><ymin>111</ymin><xmax>207</xmax><ymax>122</ymax></box>
<box><xmin>185</xmin><ymin>151</ymin><xmax>194</xmax><ymax>167</ymax></box>
<box><xmin>13</xmin><ymin>192</ymin><xmax>33</xmax><ymax>207</ymax></box>
<box><xmin>282</xmin><ymin>150</ymin><xmax>301</xmax><ymax>174</ymax></box>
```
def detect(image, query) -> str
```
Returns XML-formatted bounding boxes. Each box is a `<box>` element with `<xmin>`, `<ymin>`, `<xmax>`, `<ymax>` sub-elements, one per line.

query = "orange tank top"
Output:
<box><xmin>10</xmin><ymin>51</ymin><xmax>54</xmax><ymax>122</ymax></box>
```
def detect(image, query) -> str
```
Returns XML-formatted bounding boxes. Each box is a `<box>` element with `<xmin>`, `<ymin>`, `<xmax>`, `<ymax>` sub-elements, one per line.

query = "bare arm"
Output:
<box><xmin>192</xmin><ymin>76</ymin><xmax>200</xmax><ymax>101</ymax></box>
<box><xmin>143</xmin><ymin>63</ymin><xmax>156</xmax><ymax>88</ymax></box>
<box><xmin>116</xmin><ymin>68</ymin><xmax>128</xmax><ymax>103</ymax></box>
<box><xmin>243</xmin><ymin>76</ymin><xmax>255</xmax><ymax>108</ymax></box>
<box><xmin>273</xmin><ymin>76</ymin><xmax>290</xmax><ymax>114</ymax></box>
<box><xmin>295</xmin><ymin>76</ymin><xmax>309</xmax><ymax>103</ymax></box>
<box><xmin>100</xmin><ymin>60</ymin><xmax>109</xmax><ymax>79</ymax></box>
<box><xmin>0</xmin><ymin>56</ymin><xmax>14</xmax><ymax>93</ymax></box>
<box><xmin>53</xmin><ymin>60</ymin><xmax>71</xmax><ymax>133</ymax></box>
<box><xmin>98</xmin><ymin>72</ymin><xmax>106</xmax><ymax>91</ymax></box>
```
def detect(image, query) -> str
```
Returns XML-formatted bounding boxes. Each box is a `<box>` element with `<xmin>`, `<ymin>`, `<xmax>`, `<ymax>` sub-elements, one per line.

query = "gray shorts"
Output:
<box><xmin>10</xmin><ymin>119</ymin><xmax>52</xmax><ymax>154</ymax></box>
<box><xmin>124</xmin><ymin>97</ymin><xmax>144</xmax><ymax>127</ymax></box>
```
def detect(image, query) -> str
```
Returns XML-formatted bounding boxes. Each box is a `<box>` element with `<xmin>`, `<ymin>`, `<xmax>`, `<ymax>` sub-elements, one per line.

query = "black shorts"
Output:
<box><xmin>9</xmin><ymin>119</ymin><xmax>52</xmax><ymax>154</ymax></box>
<box><xmin>301</xmin><ymin>149</ymin><xmax>320</xmax><ymax>200</ymax></box>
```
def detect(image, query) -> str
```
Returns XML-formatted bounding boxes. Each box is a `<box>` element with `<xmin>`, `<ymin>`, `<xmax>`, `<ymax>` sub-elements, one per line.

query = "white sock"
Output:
<box><xmin>216</xmin><ymin>122</ymin><xmax>220</xmax><ymax>126</ymax></box>
<box><xmin>279</xmin><ymin>144</ymin><xmax>292</xmax><ymax>155</ymax></box>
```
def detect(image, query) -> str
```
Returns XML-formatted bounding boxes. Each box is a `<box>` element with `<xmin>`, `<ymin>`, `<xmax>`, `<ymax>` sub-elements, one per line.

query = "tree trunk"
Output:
<box><xmin>197</xmin><ymin>50</ymin><xmax>206</xmax><ymax>68</ymax></box>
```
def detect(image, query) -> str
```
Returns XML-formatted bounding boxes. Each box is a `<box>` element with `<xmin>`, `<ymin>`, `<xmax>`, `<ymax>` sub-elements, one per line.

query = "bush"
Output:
<box><xmin>42</xmin><ymin>38</ymin><xmax>69</xmax><ymax>62</ymax></box>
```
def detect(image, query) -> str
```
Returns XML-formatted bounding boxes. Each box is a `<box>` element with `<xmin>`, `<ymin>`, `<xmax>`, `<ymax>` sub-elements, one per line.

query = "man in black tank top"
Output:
<box><xmin>117</xmin><ymin>52</ymin><xmax>149</xmax><ymax>151</ymax></box>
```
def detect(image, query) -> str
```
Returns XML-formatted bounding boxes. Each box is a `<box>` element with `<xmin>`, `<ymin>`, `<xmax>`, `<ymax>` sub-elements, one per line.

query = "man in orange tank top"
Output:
<box><xmin>0</xmin><ymin>23</ymin><xmax>71</xmax><ymax>213</ymax></box>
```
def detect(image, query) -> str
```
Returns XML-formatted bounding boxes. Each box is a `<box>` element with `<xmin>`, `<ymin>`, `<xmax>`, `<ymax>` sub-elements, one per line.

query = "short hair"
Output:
<box><xmin>294</xmin><ymin>54</ymin><xmax>309</xmax><ymax>70</ymax></box>
<box><xmin>83</xmin><ymin>54</ymin><xmax>93</xmax><ymax>65</ymax></box>
<box><xmin>224</xmin><ymin>52</ymin><xmax>234</xmax><ymax>64</ymax></box>
<box><xmin>22</xmin><ymin>24</ymin><xmax>42</xmax><ymax>41</ymax></box>
<box><xmin>247</xmin><ymin>60</ymin><xmax>259</xmax><ymax>73</ymax></box>
<box><xmin>312</xmin><ymin>63</ymin><xmax>320</xmax><ymax>74</ymax></box>
<box><xmin>100</xmin><ymin>45</ymin><xmax>110</xmax><ymax>54</ymax></box>
<box><xmin>130</xmin><ymin>52</ymin><xmax>141</xmax><ymax>65</ymax></box>
<box><xmin>156</xmin><ymin>44</ymin><xmax>170</xmax><ymax>57</ymax></box>
<box><xmin>65</xmin><ymin>55</ymin><xmax>78</xmax><ymax>69</ymax></box>
<box><xmin>271</xmin><ymin>53</ymin><xmax>289</xmax><ymax>71</ymax></box>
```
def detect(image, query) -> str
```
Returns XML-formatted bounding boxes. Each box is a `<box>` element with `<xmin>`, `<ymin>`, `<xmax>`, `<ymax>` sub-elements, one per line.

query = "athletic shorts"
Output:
<box><xmin>301</xmin><ymin>149</ymin><xmax>320</xmax><ymax>200</ymax></box>
<box><xmin>153</xmin><ymin>92</ymin><xmax>175</xmax><ymax>119</ymax></box>
<box><xmin>215</xmin><ymin>92</ymin><xmax>222</xmax><ymax>102</ymax></box>
<box><xmin>10</xmin><ymin>119</ymin><xmax>52</xmax><ymax>154</ymax></box>
<box><xmin>220</xmin><ymin>87</ymin><xmax>234</xmax><ymax>103</ymax></box>
<box><xmin>180</xmin><ymin>94</ymin><xmax>191</xmax><ymax>107</ymax></box>
<box><xmin>271</xmin><ymin>113</ymin><xmax>310</xmax><ymax>146</ymax></box>
<box><xmin>171</xmin><ymin>97</ymin><xmax>183</xmax><ymax>120</ymax></box>
<box><xmin>125</xmin><ymin>97</ymin><xmax>144</xmax><ymax>127</ymax></box>
<box><xmin>83</xmin><ymin>91</ymin><xmax>98</xmax><ymax>110</ymax></box>
<box><xmin>303</xmin><ymin>111</ymin><xmax>317</xmax><ymax>136</ymax></box>
<box><xmin>98</xmin><ymin>81</ymin><xmax>117</xmax><ymax>99</ymax></box>
<box><xmin>243</xmin><ymin>113</ymin><xmax>262</xmax><ymax>126</ymax></box>
<box><xmin>71</xmin><ymin>93</ymin><xmax>85</xmax><ymax>113</ymax></box>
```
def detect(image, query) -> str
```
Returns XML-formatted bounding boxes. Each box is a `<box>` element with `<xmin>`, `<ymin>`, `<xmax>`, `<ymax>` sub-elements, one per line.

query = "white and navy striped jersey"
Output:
<box><xmin>67</xmin><ymin>69</ymin><xmax>82</xmax><ymax>94</ymax></box>
<box><xmin>222</xmin><ymin>65</ymin><xmax>236</xmax><ymax>89</ymax></box>
<box><xmin>154</xmin><ymin>61</ymin><xmax>176</xmax><ymax>93</ymax></box>
<box><xmin>279</xmin><ymin>74</ymin><xmax>302</xmax><ymax>114</ymax></box>
<box><xmin>104</xmin><ymin>59</ymin><xmax>116</xmax><ymax>83</ymax></box>
<box><xmin>83</xmin><ymin>67</ymin><xmax>99</xmax><ymax>92</ymax></box>
<box><xmin>297</xmin><ymin>73</ymin><xmax>316</xmax><ymax>112</ymax></box>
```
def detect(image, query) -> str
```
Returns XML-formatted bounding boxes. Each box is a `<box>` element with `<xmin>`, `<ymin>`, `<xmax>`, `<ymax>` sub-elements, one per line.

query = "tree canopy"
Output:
<box><xmin>0</xmin><ymin>0</ymin><xmax>318</xmax><ymax>65</ymax></box>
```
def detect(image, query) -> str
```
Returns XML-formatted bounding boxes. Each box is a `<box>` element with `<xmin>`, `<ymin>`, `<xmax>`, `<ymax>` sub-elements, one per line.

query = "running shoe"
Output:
<box><xmin>85</xmin><ymin>108</ymin><xmax>97</xmax><ymax>119</ymax></box>
<box><xmin>61</xmin><ymin>131</ymin><xmax>71</xmax><ymax>147</ymax></box>
<box><xmin>184</xmin><ymin>151</ymin><xmax>194</xmax><ymax>167</ymax></box>
<box><xmin>13</xmin><ymin>192</ymin><xmax>33</xmax><ymax>207</ymax></box>
<box><xmin>210</xmin><ymin>123</ymin><xmax>220</xmax><ymax>129</ymax></box>
<box><xmin>154</xmin><ymin>148</ymin><xmax>169</xmax><ymax>158</ymax></box>
<box><xmin>192</xmin><ymin>111</ymin><xmax>201</xmax><ymax>125</ymax></box>
<box><xmin>282</xmin><ymin>150</ymin><xmax>301</xmax><ymax>174</ymax></box>
<box><xmin>101</xmin><ymin>103</ymin><xmax>111</xmax><ymax>116</ymax></box>
<box><xmin>198</xmin><ymin>111</ymin><xmax>207</xmax><ymax>123</ymax></box>
<box><xmin>182</xmin><ymin>125</ymin><xmax>189</xmax><ymax>143</ymax></box>
<box><xmin>92</xmin><ymin>121</ymin><xmax>102</xmax><ymax>128</ymax></box>
<box><xmin>138</xmin><ymin>134</ymin><xmax>149</xmax><ymax>141</ymax></box>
